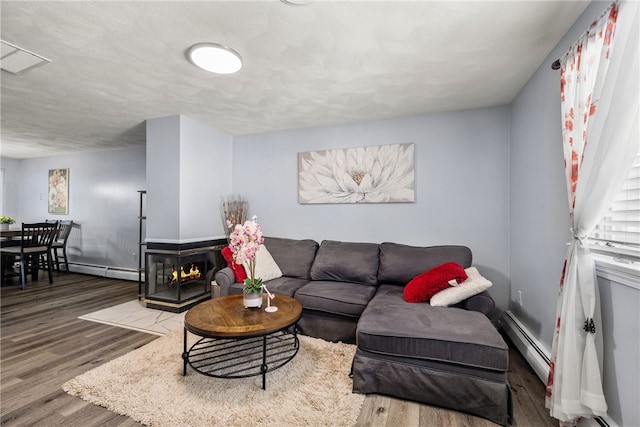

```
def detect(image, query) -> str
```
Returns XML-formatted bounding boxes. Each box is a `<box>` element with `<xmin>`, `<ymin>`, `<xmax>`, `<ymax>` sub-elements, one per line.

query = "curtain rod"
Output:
<box><xmin>550</xmin><ymin>0</ymin><xmax>618</xmax><ymax>70</ymax></box>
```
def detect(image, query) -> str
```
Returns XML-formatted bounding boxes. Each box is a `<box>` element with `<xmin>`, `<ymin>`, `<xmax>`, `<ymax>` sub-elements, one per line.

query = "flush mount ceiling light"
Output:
<box><xmin>1</xmin><ymin>40</ymin><xmax>50</xmax><ymax>74</ymax></box>
<box><xmin>281</xmin><ymin>0</ymin><xmax>312</xmax><ymax>5</ymax></box>
<box><xmin>188</xmin><ymin>43</ymin><xmax>242</xmax><ymax>74</ymax></box>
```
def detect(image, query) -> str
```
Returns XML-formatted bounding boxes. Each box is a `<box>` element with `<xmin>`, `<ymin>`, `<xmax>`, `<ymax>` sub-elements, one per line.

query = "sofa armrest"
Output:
<box><xmin>461</xmin><ymin>291</ymin><xmax>495</xmax><ymax>317</ymax></box>
<box><xmin>214</xmin><ymin>267</ymin><xmax>236</xmax><ymax>296</ymax></box>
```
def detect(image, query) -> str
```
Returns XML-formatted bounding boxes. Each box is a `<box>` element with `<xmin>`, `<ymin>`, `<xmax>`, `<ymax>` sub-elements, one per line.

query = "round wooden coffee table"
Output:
<box><xmin>182</xmin><ymin>293</ymin><xmax>302</xmax><ymax>390</ymax></box>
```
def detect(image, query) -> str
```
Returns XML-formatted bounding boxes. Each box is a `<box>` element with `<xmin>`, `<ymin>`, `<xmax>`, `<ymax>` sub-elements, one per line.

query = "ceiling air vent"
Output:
<box><xmin>1</xmin><ymin>40</ymin><xmax>50</xmax><ymax>74</ymax></box>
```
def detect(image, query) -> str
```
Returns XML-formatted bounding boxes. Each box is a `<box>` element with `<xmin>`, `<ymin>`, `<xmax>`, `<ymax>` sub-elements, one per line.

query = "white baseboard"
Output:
<box><xmin>68</xmin><ymin>263</ymin><xmax>141</xmax><ymax>282</ymax></box>
<box><xmin>501</xmin><ymin>311</ymin><xmax>619</xmax><ymax>427</ymax></box>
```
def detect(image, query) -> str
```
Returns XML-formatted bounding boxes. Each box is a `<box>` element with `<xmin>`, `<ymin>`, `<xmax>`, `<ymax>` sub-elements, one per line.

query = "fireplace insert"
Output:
<box><xmin>145</xmin><ymin>245</ymin><xmax>220</xmax><ymax>312</ymax></box>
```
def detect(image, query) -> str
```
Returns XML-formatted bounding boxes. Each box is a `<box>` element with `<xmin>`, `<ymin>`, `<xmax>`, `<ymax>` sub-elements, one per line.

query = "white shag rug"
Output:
<box><xmin>63</xmin><ymin>329</ymin><xmax>363</xmax><ymax>427</ymax></box>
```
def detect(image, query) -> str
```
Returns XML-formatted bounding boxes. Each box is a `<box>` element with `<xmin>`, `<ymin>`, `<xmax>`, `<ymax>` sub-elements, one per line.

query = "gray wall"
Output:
<box><xmin>146</xmin><ymin>115</ymin><xmax>181</xmax><ymax>242</ymax></box>
<box><xmin>232</xmin><ymin>107</ymin><xmax>510</xmax><ymax>317</ymax></box>
<box><xmin>146</xmin><ymin>114</ymin><xmax>233</xmax><ymax>243</ymax></box>
<box><xmin>509</xmin><ymin>2</ymin><xmax>639</xmax><ymax>426</ymax></box>
<box><xmin>7</xmin><ymin>147</ymin><xmax>146</xmax><ymax>274</ymax></box>
<box><xmin>0</xmin><ymin>157</ymin><xmax>20</xmax><ymax>220</ymax></box>
<box><xmin>177</xmin><ymin>115</ymin><xmax>232</xmax><ymax>241</ymax></box>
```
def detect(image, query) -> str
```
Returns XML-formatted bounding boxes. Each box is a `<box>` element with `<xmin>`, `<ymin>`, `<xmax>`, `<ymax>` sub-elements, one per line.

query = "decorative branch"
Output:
<box><xmin>220</xmin><ymin>195</ymin><xmax>249</xmax><ymax>242</ymax></box>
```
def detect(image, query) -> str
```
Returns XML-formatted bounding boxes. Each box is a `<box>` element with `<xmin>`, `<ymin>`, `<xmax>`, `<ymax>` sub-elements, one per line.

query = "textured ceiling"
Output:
<box><xmin>1</xmin><ymin>1</ymin><xmax>589</xmax><ymax>159</ymax></box>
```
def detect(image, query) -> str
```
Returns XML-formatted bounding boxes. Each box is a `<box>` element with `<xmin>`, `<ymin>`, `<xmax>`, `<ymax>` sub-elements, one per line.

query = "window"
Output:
<box><xmin>590</xmin><ymin>151</ymin><xmax>640</xmax><ymax>263</ymax></box>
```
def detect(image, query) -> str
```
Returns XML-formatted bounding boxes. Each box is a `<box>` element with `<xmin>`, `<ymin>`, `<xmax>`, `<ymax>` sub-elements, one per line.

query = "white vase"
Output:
<box><xmin>0</xmin><ymin>224</ymin><xmax>9</xmax><ymax>231</ymax></box>
<box><xmin>243</xmin><ymin>287</ymin><xmax>263</xmax><ymax>308</ymax></box>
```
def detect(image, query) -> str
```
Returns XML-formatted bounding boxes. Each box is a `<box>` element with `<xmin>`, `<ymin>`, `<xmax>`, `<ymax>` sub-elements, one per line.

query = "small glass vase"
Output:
<box><xmin>243</xmin><ymin>286</ymin><xmax>263</xmax><ymax>309</ymax></box>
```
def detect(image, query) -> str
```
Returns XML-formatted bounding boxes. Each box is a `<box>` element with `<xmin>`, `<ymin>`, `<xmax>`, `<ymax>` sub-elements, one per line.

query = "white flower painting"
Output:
<box><xmin>298</xmin><ymin>143</ymin><xmax>415</xmax><ymax>204</ymax></box>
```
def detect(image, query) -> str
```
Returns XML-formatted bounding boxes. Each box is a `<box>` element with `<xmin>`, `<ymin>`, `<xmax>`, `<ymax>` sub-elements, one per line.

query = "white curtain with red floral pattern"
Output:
<box><xmin>545</xmin><ymin>1</ymin><xmax>639</xmax><ymax>425</ymax></box>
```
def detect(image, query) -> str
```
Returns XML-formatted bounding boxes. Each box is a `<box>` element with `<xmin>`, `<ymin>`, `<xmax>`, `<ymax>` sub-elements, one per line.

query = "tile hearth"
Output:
<box><xmin>79</xmin><ymin>300</ymin><xmax>185</xmax><ymax>336</ymax></box>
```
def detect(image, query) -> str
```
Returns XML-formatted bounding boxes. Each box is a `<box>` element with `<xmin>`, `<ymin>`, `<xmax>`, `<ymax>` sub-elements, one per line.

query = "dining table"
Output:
<box><xmin>0</xmin><ymin>229</ymin><xmax>23</xmax><ymax>247</ymax></box>
<box><xmin>0</xmin><ymin>230</ymin><xmax>23</xmax><ymax>238</ymax></box>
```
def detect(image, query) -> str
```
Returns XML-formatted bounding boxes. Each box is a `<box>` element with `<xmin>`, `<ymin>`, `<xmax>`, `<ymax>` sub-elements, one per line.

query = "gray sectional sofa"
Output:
<box><xmin>214</xmin><ymin>237</ymin><xmax>512</xmax><ymax>426</ymax></box>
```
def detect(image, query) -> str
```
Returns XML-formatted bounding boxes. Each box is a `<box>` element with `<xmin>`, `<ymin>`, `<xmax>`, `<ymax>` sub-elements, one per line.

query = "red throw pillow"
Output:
<box><xmin>403</xmin><ymin>262</ymin><xmax>468</xmax><ymax>303</ymax></box>
<box><xmin>221</xmin><ymin>246</ymin><xmax>247</xmax><ymax>283</ymax></box>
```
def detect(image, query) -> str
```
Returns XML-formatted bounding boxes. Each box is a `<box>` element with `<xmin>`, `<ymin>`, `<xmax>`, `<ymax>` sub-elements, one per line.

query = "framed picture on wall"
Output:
<box><xmin>298</xmin><ymin>143</ymin><xmax>415</xmax><ymax>204</ymax></box>
<box><xmin>48</xmin><ymin>168</ymin><xmax>69</xmax><ymax>214</ymax></box>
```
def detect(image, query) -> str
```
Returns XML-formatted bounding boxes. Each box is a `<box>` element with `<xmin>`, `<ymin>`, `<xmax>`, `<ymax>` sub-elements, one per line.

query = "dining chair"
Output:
<box><xmin>0</xmin><ymin>221</ymin><xmax>59</xmax><ymax>289</ymax></box>
<box><xmin>50</xmin><ymin>220</ymin><xmax>73</xmax><ymax>272</ymax></box>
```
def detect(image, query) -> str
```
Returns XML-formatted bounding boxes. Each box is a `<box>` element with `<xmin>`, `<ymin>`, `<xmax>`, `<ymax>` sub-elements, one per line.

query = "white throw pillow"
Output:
<box><xmin>430</xmin><ymin>266</ymin><xmax>492</xmax><ymax>307</ymax></box>
<box><xmin>243</xmin><ymin>245</ymin><xmax>283</xmax><ymax>282</ymax></box>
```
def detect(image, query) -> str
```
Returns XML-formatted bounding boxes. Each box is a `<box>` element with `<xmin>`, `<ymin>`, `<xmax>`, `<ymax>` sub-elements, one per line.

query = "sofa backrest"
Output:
<box><xmin>310</xmin><ymin>240</ymin><xmax>380</xmax><ymax>286</ymax></box>
<box><xmin>263</xmin><ymin>236</ymin><xmax>319</xmax><ymax>279</ymax></box>
<box><xmin>377</xmin><ymin>242</ymin><xmax>472</xmax><ymax>286</ymax></box>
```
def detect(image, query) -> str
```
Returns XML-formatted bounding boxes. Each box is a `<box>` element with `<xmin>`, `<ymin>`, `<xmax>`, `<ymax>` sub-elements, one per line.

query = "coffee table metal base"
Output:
<box><xmin>182</xmin><ymin>327</ymin><xmax>299</xmax><ymax>390</ymax></box>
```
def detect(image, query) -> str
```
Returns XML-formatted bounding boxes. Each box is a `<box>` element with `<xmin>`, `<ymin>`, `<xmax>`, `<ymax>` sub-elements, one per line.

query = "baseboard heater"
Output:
<box><xmin>502</xmin><ymin>310</ymin><xmax>551</xmax><ymax>383</ymax></box>
<box><xmin>501</xmin><ymin>311</ymin><xmax>617</xmax><ymax>427</ymax></box>
<box><xmin>67</xmin><ymin>262</ymin><xmax>140</xmax><ymax>282</ymax></box>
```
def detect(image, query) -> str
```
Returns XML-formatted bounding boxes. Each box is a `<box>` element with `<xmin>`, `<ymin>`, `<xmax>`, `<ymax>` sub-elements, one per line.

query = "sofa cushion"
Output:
<box><xmin>228</xmin><ymin>276</ymin><xmax>309</xmax><ymax>298</ymax></box>
<box><xmin>403</xmin><ymin>262</ymin><xmax>468</xmax><ymax>303</ymax></box>
<box><xmin>310</xmin><ymin>240</ymin><xmax>379</xmax><ymax>286</ymax></box>
<box><xmin>294</xmin><ymin>280</ymin><xmax>377</xmax><ymax>317</ymax></box>
<box><xmin>243</xmin><ymin>244</ymin><xmax>282</xmax><ymax>282</ymax></box>
<box><xmin>221</xmin><ymin>246</ymin><xmax>247</xmax><ymax>283</ymax></box>
<box><xmin>358</xmin><ymin>284</ymin><xmax>508</xmax><ymax>371</ymax></box>
<box><xmin>264</xmin><ymin>237</ymin><xmax>319</xmax><ymax>279</ymax></box>
<box><xmin>431</xmin><ymin>267</ymin><xmax>493</xmax><ymax>307</ymax></box>
<box><xmin>377</xmin><ymin>242</ymin><xmax>472</xmax><ymax>286</ymax></box>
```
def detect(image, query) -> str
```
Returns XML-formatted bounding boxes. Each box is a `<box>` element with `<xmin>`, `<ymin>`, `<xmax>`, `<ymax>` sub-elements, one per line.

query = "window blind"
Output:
<box><xmin>590</xmin><ymin>151</ymin><xmax>640</xmax><ymax>258</ymax></box>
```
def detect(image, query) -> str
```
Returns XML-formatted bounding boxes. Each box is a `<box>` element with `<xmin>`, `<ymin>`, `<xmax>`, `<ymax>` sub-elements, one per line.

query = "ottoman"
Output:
<box><xmin>352</xmin><ymin>284</ymin><xmax>512</xmax><ymax>426</ymax></box>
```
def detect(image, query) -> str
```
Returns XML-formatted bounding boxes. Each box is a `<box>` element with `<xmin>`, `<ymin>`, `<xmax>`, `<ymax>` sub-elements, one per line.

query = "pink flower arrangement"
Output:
<box><xmin>227</xmin><ymin>216</ymin><xmax>264</xmax><ymax>293</ymax></box>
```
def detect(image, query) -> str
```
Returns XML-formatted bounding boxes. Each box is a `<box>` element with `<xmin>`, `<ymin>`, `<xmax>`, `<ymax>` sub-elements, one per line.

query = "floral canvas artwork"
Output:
<box><xmin>48</xmin><ymin>168</ymin><xmax>69</xmax><ymax>214</ymax></box>
<box><xmin>298</xmin><ymin>143</ymin><xmax>415</xmax><ymax>204</ymax></box>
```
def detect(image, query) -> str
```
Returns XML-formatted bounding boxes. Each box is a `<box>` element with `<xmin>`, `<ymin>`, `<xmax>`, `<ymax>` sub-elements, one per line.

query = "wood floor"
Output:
<box><xmin>1</xmin><ymin>272</ymin><xmax>558</xmax><ymax>427</ymax></box>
